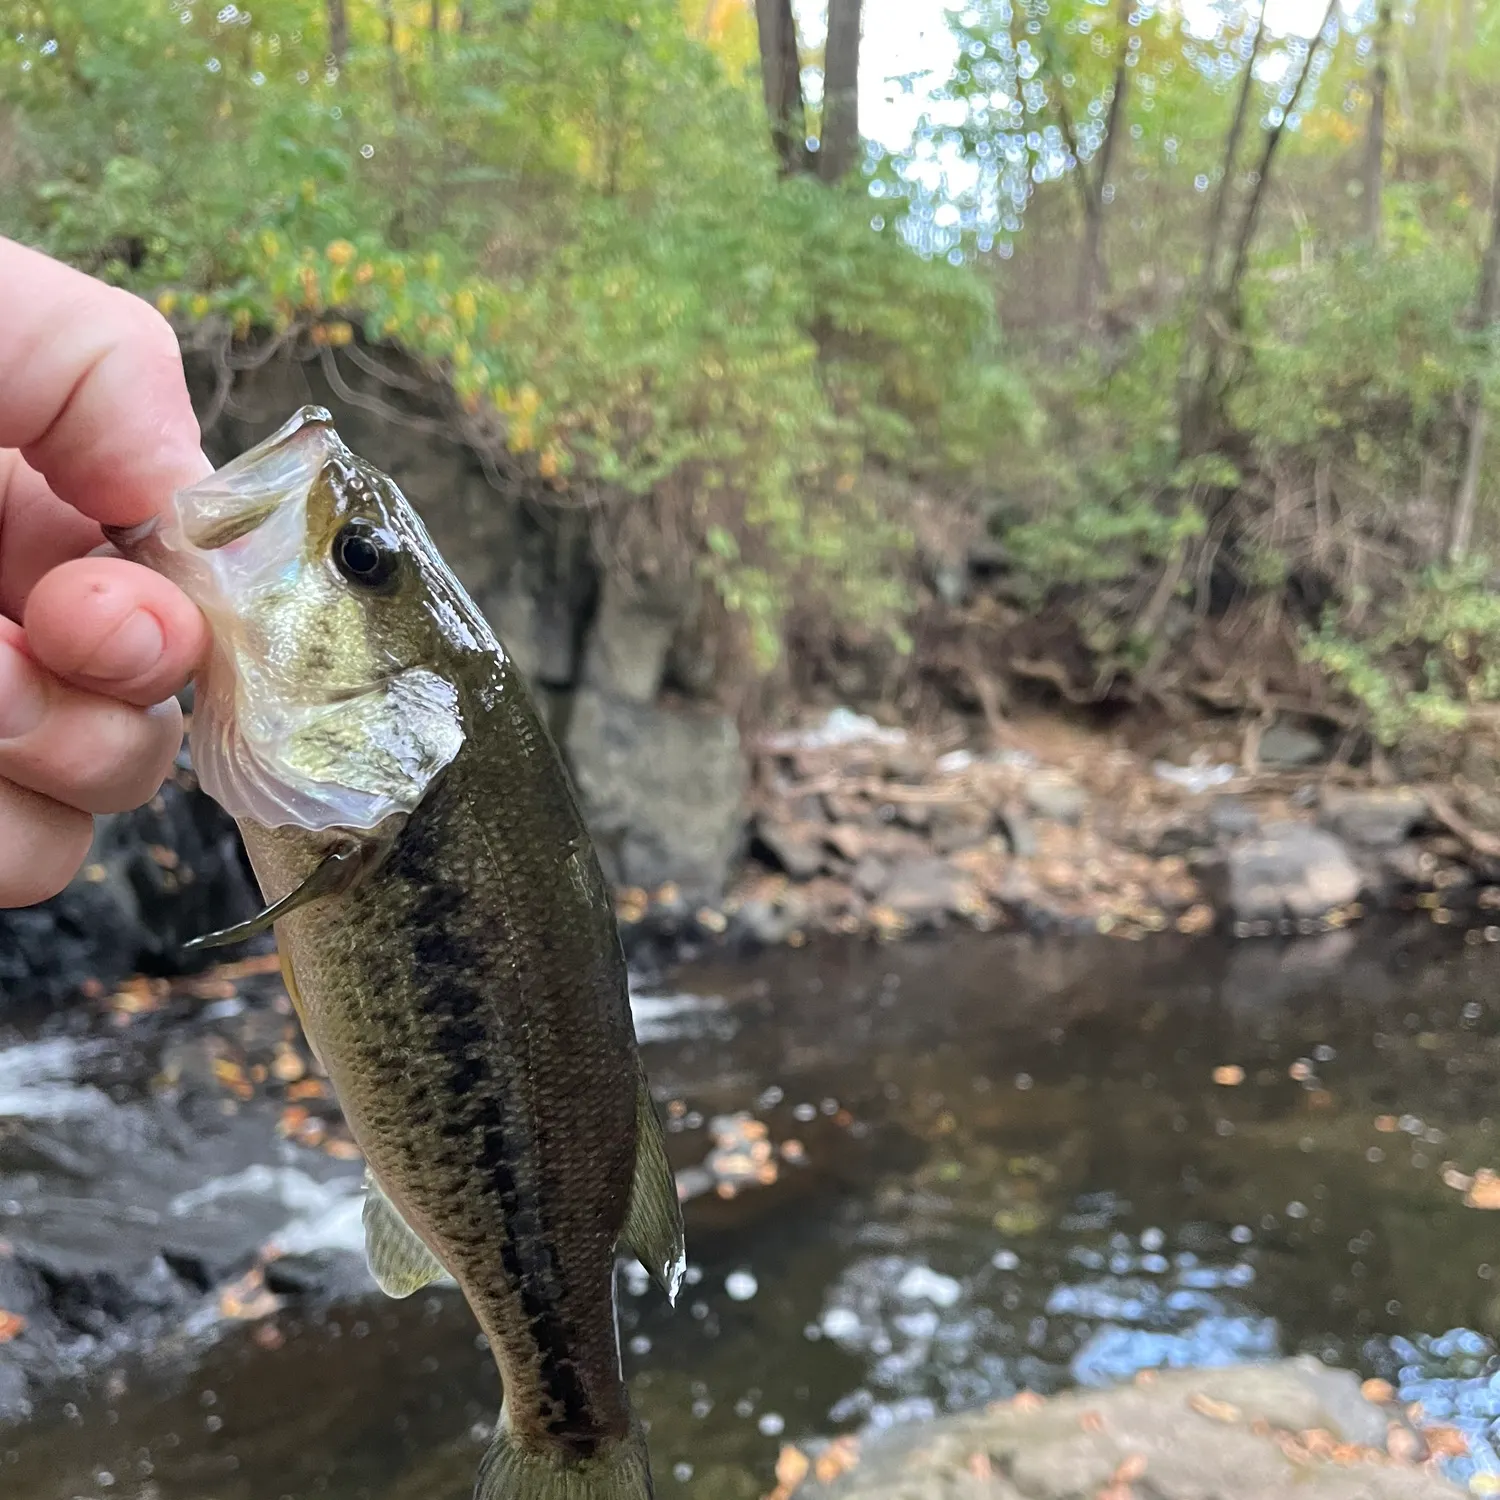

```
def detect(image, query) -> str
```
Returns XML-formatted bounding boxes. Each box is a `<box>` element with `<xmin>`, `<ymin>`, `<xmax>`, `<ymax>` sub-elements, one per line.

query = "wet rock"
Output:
<box><xmin>1023</xmin><ymin>771</ymin><xmax>1088</xmax><ymax>826</ymax></box>
<box><xmin>1216</xmin><ymin>823</ymin><xmax>1361</xmax><ymax>925</ymax></box>
<box><xmin>1209</xmin><ymin>795</ymin><xmax>1260</xmax><ymax>841</ymax></box>
<box><xmin>733</xmin><ymin>888</ymin><xmax>813</xmax><ymax>947</ymax></box>
<box><xmin>804</xmin><ymin>1360</ymin><xmax>1461</xmax><ymax>1500</ymax></box>
<box><xmin>1259</xmin><ymin>721</ymin><xmax>1326</xmax><ymax>768</ymax></box>
<box><xmin>880</xmin><ymin>858</ymin><xmax>976</xmax><ymax>926</ymax></box>
<box><xmin>1319</xmin><ymin>788</ymin><xmax>1429</xmax><ymax>849</ymax></box>
<box><xmin>565</xmin><ymin>688</ymin><xmax>746</xmax><ymax>904</ymax></box>
<box><xmin>0</xmin><ymin>775</ymin><xmax>259</xmax><ymax>1012</ymax></box>
<box><xmin>756</xmin><ymin>820</ymin><xmax>830</xmax><ymax>881</ymax></box>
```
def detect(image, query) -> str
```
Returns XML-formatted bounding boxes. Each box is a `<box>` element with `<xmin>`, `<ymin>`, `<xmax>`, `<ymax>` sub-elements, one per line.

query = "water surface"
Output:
<box><xmin>7</xmin><ymin>922</ymin><xmax>1500</xmax><ymax>1498</ymax></box>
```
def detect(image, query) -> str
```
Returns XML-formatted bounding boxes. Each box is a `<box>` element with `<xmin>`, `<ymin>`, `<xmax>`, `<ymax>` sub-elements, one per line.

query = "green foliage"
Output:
<box><xmin>1</xmin><ymin>0</ymin><xmax>1033</xmax><ymax>670</ymax></box>
<box><xmin>1304</xmin><ymin>559</ymin><xmax>1500</xmax><ymax>744</ymax></box>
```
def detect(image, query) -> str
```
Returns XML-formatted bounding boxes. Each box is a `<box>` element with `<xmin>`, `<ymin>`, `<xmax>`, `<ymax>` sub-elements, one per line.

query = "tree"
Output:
<box><xmin>1449</xmin><ymin>125</ymin><xmax>1500</xmax><ymax>561</ymax></box>
<box><xmin>1178</xmin><ymin>0</ymin><xmax>1340</xmax><ymax>456</ymax></box>
<box><xmin>754</xmin><ymin>0</ymin><xmax>808</xmax><ymax>174</ymax></box>
<box><xmin>817</xmin><ymin>0</ymin><xmax>861</xmax><ymax>183</ymax></box>
<box><xmin>1363</xmin><ymin>0</ymin><xmax>1392</xmax><ymax>249</ymax></box>
<box><xmin>326</xmin><ymin>0</ymin><xmax>348</xmax><ymax>67</ymax></box>
<box><xmin>1037</xmin><ymin>0</ymin><xmax>1132</xmax><ymax>323</ymax></box>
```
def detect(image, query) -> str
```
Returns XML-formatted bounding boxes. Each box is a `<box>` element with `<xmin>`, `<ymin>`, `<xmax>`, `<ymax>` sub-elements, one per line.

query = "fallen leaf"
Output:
<box><xmin>813</xmin><ymin>1436</ymin><xmax>860</xmax><ymax>1485</ymax></box>
<box><xmin>1078</xmin><ymin>1410</ymin><xmax>1104</xmax><ymax>1433</ymax></box>
<box><xmin>965</xmin><ymin>1452</ymin><xmax>991</xmax><ymax>1480</ymax></box>
<box><xmin>1112</xmin><ymin>1455</ymin><xmax>1147</xmax><ymax>1484</ymax></box>
<box><xmin>0</xmin><ymin>1310</ymin><xmax>26</xmax><ymax>1343</ymax></box>
<box><xmin>1423</xmin><ymin>1425</ymin><xmax>1468</xmax><ymax>1458</ymax></box>
<box><xmin>1011</xmin><ymin>1391</ymin><xmax>1045</xmax><ymax>1413</ymax></box>
<box><xmin>324</xmin><ymin>1137</ymin><xmax>363</xmax><ymax>1161</ymax></box>
<box><xmin>218</xmin><ymin>1268</ymin><xmax>282</xmax><ymax>1322</ymax></box>
<box><xmin>1374</xmin><ymin>1115</ymin><xmax>1399</xmax><ymax>1133</ymax></box>
<box><xmin>1466</xmin><ymin>1168</ymin><xmax>1500</xmax><ymax>1209</ymax></box>
<box><xmin>1212</xmin><ymin>1065</ymin><xmax>1245</xmax><ymax>1086</ymax></box>
<box><xmin>1361</xmin><ymin>1378</ymin><xmax>1395</xmax><ymax>1404</ymax></box>
<box><xmin>774</xmin><ymin>1445</ymin><xmax>809</xmax><ymax>1493</ymax></box>
<box><xmin>1187</xmin><ymin>1393</ymin><xmax>1241</xmax><ymax>1424</ymax></box>
<box><xmin>286</xmin><ymin>1079</ymin><xmax>327</xmax><ymax>1101</ymax></box>
<box><xmin>1288</xmin><ymin>1061</ymin><xmax>1313</xmax><ymax>1082</ymax></box>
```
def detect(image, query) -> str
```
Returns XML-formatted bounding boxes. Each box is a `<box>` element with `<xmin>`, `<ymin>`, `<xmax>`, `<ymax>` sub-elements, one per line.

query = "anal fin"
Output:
<box><xmin>362</xmin><ymin>1172</ymin><xmax>448</xmax><ymax>1298</ymax></box>
<box><xmin>621</xmin><ymin>1067</ymin><xmax>686</xmax><ymax>1303</ymax></box>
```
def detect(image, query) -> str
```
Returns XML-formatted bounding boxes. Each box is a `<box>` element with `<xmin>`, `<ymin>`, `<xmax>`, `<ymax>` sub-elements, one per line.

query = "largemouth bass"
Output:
<box><xmin>107</xmin><ymin>406</ymin><xmax>684</xmax><ymax>1500</ymax></box>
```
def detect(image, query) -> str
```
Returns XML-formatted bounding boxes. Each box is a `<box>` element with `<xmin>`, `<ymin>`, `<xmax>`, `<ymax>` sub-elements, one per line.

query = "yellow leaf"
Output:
<box><xmin>156</xmin><ymin>291</ymin><xmax>179</xmax><ymax>317</ymax></box>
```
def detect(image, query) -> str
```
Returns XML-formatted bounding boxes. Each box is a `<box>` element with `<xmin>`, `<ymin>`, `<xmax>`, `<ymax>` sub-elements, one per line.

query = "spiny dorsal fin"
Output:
<box><xmin>621</xmin><ymin>1067</ymin><xmax>686</xmax><ymax>1304</ymax></box>
<box><xmin>362</xmin><ymin>1171</ymin><xmax>448</xmax><ymax>1298</ymax></box>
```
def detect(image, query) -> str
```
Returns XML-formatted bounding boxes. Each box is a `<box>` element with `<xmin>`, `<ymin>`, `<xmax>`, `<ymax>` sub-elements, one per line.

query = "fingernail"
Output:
<box><xmin>0</xmin><ymin>644</ymin><xmax>46</xmax><ymax>740</ymax></box>
<box><xmin>81</xmin><ymin>609</ymin><xmax>166</xmax><ymax>682</ymax></box>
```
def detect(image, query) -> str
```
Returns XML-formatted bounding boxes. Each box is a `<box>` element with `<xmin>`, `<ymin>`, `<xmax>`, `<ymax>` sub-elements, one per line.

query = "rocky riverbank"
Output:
<box><xmin>6</xmin><ymin>704</ymin><xmax>1498</xmax><ymax>1012</ymax></box>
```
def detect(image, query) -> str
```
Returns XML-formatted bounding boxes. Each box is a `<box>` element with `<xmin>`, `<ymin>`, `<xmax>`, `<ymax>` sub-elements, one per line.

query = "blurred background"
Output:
<box><xmin>7</xmin><ymin>2</ymin><xmax>1500</xmax><ymax>1497</ymax></box>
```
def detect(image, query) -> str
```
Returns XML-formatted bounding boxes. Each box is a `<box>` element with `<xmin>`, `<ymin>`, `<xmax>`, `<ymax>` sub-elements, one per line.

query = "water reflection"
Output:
<box><xmin>6</xmin><ymin>921</ymin><xmax>1500</xmax><ymax>1498</ymax></box>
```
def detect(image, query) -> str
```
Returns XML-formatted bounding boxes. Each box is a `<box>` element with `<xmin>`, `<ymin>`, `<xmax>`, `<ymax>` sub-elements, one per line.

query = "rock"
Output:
<box><xmin>996</xmin><ymin>808</ymin><xmax>1037</xmax><ymax>858</ymax></box>
<box><xmin>1259</xmin><ymin>721</ymin><xmax>1326</xmax><ymax>768</ymax></box>
<box><xmin>1319</xmin><ymin>788</ymin><xmax>1429</xmax><ymax>849</ymax></box>
<box><xmin>932</xmin><ymin>802</ymin><xmax>995</xmax><ymax>854</ymax></box>
<box><xmin>1023</xmin><ymin>771</ymin><xmax>1088</xmax><ymax>826</ymax></box>
<box><xmin>1153</xmin><ymin>823</ymin><xmax>1212</xmax><ymax>857</ymax></box>
<box><xmin>756</xmin><ymin>820</ymin><xmax>828</xmax><ymax>880</ymax></box>
<box><xmin>1218</xmin><ymin>822</ymin><xmax>1362</xmax><ymax>924</ymax></box>
<box><xmin>732</xmin><ymin>887</ymin><xmax>812</xmax><ymax>946</ymax></box>
<box><xmin>564</xmin><ymin>688</ymin><xmax>746</xmax><ymax>903</ymax></box>
<box><xmin>580</xmin><ymin>575</ymin><xmax>694</xmax><ymax>704</ymax></box>
<box><xmin>852</xmin><ymin>855</ymin><xmax>890</xmax><ymax>899</ymax></box>
<box><xmin>0</xmin><ymin>774</ymin><xmax>260</xmax><ymax>1012</ymax></box>
<box><xmin>880</xmin><ymin>858</ymin><xmax>976</xmax><ymax>926</ymax></box>
<box><xmin>1209</xmin><ymin>796</ymin><xmax>1260</xmax><ymax>841</ymax></box>
<box><xmin>804</xmin><ymin>1361</ymin><xmax>1462</xmax><ymax>1500</ymax></box>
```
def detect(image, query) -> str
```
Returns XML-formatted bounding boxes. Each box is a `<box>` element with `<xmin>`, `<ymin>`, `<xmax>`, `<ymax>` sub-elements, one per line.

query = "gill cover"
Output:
<box><xmin>150</xmin><ymin>407</ymin><xmax>465</xmax><ymax>833</ymax></box>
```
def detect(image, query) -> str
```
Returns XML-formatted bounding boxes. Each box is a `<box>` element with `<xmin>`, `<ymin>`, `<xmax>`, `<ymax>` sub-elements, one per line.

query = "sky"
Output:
<box><xmin>837</xmin><ymin>0</ymin><xmax>1352</xmax><ymax>152</ymax></box>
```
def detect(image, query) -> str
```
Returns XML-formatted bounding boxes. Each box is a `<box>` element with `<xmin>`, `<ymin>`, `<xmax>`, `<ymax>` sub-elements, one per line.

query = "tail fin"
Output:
<box><xmin>474</xmin><ymin>1415</ymin><xmax>654</xmax><ymax>1500</ymax></box>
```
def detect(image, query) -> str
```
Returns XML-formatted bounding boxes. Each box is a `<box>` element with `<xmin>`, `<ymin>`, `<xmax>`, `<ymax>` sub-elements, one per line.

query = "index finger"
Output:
<box><xmin>0</xmin><ymin>237</ymin><xmax>211</xmax><ymax>527</ymax></box>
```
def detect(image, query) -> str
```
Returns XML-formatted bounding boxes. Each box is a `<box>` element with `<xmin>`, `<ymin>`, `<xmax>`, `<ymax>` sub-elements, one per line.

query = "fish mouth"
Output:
<box><xmin>113</xmin><ymin>405</ymin><xmax>342</xmax><ymax>563</ymax></box>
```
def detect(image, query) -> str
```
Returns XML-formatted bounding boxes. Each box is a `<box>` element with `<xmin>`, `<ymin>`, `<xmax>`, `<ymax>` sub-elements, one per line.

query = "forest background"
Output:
<box><xmin>3</xmin><ymin>0</ymin><xmax>1500</xmax><ymax>771</ymax></box>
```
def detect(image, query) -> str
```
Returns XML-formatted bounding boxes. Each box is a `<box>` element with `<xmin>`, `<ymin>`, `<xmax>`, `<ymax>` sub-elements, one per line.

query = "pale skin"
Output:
<box><xmin>0</xmin><ymin>237</ymin><xmax>211</xmax><ymax>908</ymax></box>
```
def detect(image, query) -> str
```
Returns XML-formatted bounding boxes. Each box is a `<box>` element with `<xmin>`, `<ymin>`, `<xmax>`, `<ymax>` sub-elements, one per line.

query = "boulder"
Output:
<box><xmin>801</xmin><ymin>1360</ymin><xmax>1457</xmax><ymax>1500</ymax></box>
<box><xmin>1258</xmin><ymin>721</ymin><xmax>1326</xmax><ymax>768</ymax></box>
<box><xmin>1208</xmin><ymin>795</ymin><xmax>1260</xmax><ymax>841</ymax></box>
<box><xmin>1023</xmin><ymin>771</ymin><xmax>1089</xmax><ymax>826</ymax></box>
<box><xmin>1217</xmin><ymin>822</ymin><xmax>1362</xmax><ymax>924</ymax></box>
<box><xmin>0</xmin><ymin>774</ymin><xmax>259</xmax><ymax>1012</ymax></box>
<box><xmin>756</xmin><ymin>819</ymin><xmax>829</xmax><ymax>880</ymax></box>
<box><xmin>581</xmin><ymin>575</ymin><xmax>695</xmax><ymax>704</ymax></box>
<box><xmin>1318</xmin><ymin>788</ymin><xmax>1429</xmax><ymax>849</ymax></box>
<box><xmin>879</xmin><ymin>857</ymin><xmax>978</xmax><ymax>926</ymax></box>
<box><xmin>564</xmin><ymin>688</ymin><xmax>746</xmax><ymax>903</ymax></box>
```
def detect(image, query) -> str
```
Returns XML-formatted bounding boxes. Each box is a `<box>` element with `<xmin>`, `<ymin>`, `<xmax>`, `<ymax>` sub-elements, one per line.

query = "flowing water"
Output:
<box><xmin>7</xmin><ymin>921</ymin><xmax>1500</xmax><ymax>1498</ymax></box>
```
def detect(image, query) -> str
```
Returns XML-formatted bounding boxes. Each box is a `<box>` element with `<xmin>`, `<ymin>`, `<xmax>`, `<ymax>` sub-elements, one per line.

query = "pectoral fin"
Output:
<box><xmin>362</xmin><ymin>1172</ymin><xmax>448</xmax><ymax>1298</ymax></box>
<box><xmin>184</xmin><ymin>838</ymin><xmax>378</xmax><ymax>952</ymax></box>
<box><xmin>621</xmin><ymin>1067</ymin><xmax>686</xmax><ymax>1303</ymax></box>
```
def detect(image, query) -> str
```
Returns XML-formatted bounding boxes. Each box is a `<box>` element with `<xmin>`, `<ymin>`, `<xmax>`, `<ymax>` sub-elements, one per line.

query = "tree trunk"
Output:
<box><xmin>1076</xmin><ymin>1</ymin><xmax>1132</xmax><ymax>324</ymax></box>
<box><xmin>1177</xmin><ymin>1</ymin><xmax>1266</xmax><ymax>453</ymax></box>
<box><xmin>325</xmin><ymin>0</ymin><xmax>348</xmax><ymax>67</ymax></box>
<box><xmin>754</xmin><ymin>0</ymin><xmax>809</xmax><ymax>174</ymax></box>
<box><xmin>379</xmin><ymin>0</ymin><xmax>403</xmax><ymax>106</ymax></box>
<box><xmin>1363</xmin><ymin>0</ymin><xmax>1391</xmax><ymax>247</ymax></box>
<box><xmin>1449</xmin><ymin>127</ymin><xmax>1500</xmax><ymax>561</ymax></box>
<box><xmin>817</xmin><ymin>0</ymin><xmax>862</xmax><ymax>182</ymax></box>
<box><xmin>1225</xmin><ymin>0</ymin><xmax>1338</xmax><ymax>304</ymax></box>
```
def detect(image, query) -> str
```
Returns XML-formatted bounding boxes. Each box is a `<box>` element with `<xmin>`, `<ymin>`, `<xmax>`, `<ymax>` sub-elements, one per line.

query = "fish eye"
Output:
<box><xmin>332</xmin><ymin>519</ymin><xmax>400</xmax><ymax>590</ymax></box>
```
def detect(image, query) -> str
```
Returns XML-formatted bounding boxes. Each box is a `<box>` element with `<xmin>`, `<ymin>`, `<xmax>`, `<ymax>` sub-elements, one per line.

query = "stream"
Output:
<box><xmin>5</xmin><ymin>920</ymin><xmax>1500</xmax><ymax>1498</ymax></box>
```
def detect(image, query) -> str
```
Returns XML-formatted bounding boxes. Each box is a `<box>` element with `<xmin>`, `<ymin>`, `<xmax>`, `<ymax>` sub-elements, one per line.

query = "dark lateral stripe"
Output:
<box><xmin>396</xmin><ymin>793</ymin><xmax>606</xmax><ymax>1455</ymax></box>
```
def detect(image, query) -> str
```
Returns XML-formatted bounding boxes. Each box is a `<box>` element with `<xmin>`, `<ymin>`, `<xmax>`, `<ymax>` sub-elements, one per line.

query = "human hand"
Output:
<box><xmin>1</xmin><ymin>237</ymin><xmax>211</xmax><ymax>907</ymax></box>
